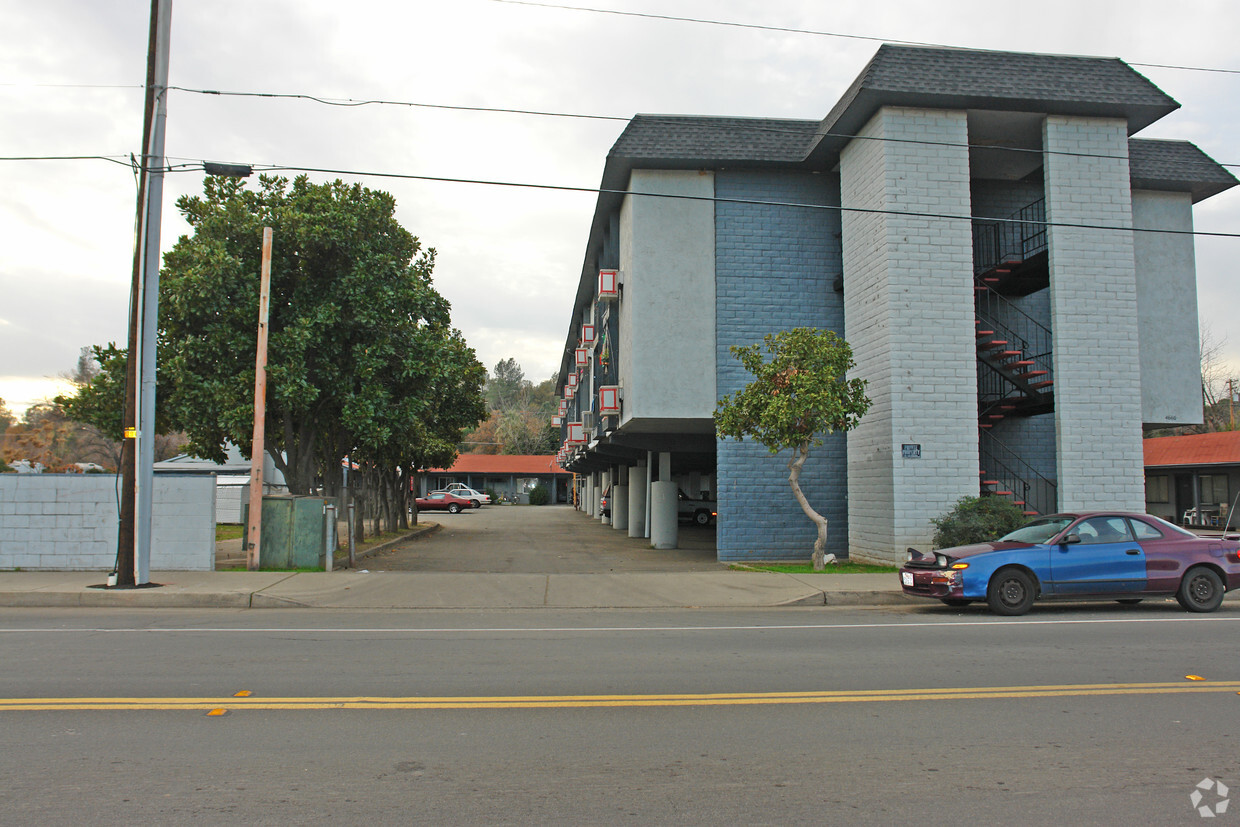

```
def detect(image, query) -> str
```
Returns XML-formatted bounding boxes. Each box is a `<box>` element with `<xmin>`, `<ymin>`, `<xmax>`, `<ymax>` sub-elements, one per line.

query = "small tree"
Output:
<box><xmin>715</xmin><ymin>328</ymin><xmax>871</xmax><ymax>570</ymax></box>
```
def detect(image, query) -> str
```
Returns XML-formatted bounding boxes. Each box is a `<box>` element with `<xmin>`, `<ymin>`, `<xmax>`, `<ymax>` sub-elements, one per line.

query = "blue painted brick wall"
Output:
<box><xmin>715</xmin><ymin>171</ymin><xmax>848</xmax><ymax>560</ymax></box>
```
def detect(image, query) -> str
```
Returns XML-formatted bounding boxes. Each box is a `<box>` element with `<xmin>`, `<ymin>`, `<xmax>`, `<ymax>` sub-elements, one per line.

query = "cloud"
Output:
<box><xmin>2</xmin><ymin>0</ymin><xmax>1238</xmax><ymax>416</ymax></box>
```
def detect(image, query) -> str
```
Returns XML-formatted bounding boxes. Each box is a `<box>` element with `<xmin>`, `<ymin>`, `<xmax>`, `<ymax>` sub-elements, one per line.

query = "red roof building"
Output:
<box><xmin>421</xmin><ymin>454</ymin><xmax>571</xmax><ymax>504</ymax></box>
<box><xmin>1143</xmin><ymin>432</ymin><xmax>1240</xmax><ymax>527</ymax></box>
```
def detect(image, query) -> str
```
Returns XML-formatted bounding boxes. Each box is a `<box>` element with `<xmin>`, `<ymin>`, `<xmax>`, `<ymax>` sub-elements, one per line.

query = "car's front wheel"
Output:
<box><xmin>448</xmin><ymin>503</ymin><xmax>461</xmax><ymax>514</ymax></box>
<box><xmin>987</xmin><ymin>567</ymin><xmax>1036</xmax><ymax>616</ymax></box>
<box><xmin>694</xmin><ymin>510</ymin><xmax>711</xmax><ymax>526</ymax></box>
<box><xmin>1176</xmin><ymin>566</ymin><xmax>1224</xmax><ymax>612</ymax></box>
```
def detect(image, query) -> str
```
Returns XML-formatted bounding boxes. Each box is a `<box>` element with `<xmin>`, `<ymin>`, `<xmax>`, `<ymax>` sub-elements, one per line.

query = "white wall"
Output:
<box><xmin>0</xmin><ymin>474</ymin><xmax>216</xmax><ymax>571</ymax></box>
<box><xmin>1043</xmin><ymin>116</ymin><xmax>1146</xmax><ymax>511</ymax></box>
<box><xmin>1132</xmin><ymin>189</ymin><xmax>1203</xmax><ymax>427</ymax></box>
<box><xmin>840</xmin><ymin>107</ymin><xmax>980</xmax><ymax>563</ymax></box>
<box><xmin>618</xmin><ymin>169</ymin><xmax>716</xmax><ymax>423</ymax></box>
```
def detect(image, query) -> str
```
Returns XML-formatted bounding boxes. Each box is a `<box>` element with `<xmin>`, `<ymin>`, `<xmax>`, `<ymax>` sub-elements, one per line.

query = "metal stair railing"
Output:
<box><xmin>972</xmin><ymin>198</ymin><xmax>1047</xmax><ymax>276</ymax></box>
<box><xmin>979</xmin><ymin>430</ymin><xmax>1057</xmax><ymax>517</ymax></box>
<box><xmin>976</xmin><ymin>284</ymin><xmax>1053</xmax><ymax>409</ymax></box>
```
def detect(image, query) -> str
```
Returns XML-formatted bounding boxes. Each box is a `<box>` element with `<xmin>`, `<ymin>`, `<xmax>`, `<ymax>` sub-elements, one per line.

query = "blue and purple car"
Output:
<box><xmin>899</xmin><ymin>512</ymin><xmax>1240</xmax><ymax>615</ymax></box>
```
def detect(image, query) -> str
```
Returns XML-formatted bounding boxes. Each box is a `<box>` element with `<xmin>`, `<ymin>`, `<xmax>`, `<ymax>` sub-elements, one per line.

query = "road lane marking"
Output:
<box><xmin>3</xmin><ymin>681</ymin><xmax>1239</xmax><ymax>712</ymax></box>
<box><xmin>2</xmin><ymin>615</ymin><xmax>1239</xmax><ymax>635</ymax></box>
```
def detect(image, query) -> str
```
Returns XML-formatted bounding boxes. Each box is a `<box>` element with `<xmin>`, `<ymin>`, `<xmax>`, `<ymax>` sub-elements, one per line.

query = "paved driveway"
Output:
<box><xmin>364</xmin><ymin>504</ymin><xmax>722</xmax><ymax>573</ymax></box>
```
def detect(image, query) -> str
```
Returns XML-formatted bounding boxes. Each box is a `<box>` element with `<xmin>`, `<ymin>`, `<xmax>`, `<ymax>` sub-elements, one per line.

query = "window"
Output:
<box><xmin>1199</xmin><ymin>475</ymin><xmax>1229</xmax><ymax>506</ymax></box>
<box><xmin>1145</xmin><ymin>475</ymin><xmax>1169</xmax><ymax>504</ymax></box>
<box><xmin>1073</xmin><ymin>516</ymin><xmax>1134</xmax><ymax>544</ymax></box>
<box><xmin>1128</xmin><ymin>519</ymin><xmax>1165</xmax><ymax>540</ymax></box>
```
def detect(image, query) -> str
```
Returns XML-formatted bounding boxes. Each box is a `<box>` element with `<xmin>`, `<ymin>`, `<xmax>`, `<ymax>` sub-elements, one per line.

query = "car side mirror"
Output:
<box><xmin>1061</xmin><ymin>533</ymin><xmax>1081</xmax><ymax>545</ymax></box>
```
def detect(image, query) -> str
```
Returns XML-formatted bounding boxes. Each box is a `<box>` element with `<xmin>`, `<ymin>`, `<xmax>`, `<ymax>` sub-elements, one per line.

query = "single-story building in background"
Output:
<box><xmin>1144</xmin><ymin>431</ymin><xmax>1240</xmax><ymax>528</ymax></box>
<box><xmin>154</xmin><ymin>443</ymin><xmax>287</xmax><ymax>523</ymax></box>
<box><xmin>421</xmin><ymin>455</ymin><xmax>571</xmax><ymax>504</ymax></box>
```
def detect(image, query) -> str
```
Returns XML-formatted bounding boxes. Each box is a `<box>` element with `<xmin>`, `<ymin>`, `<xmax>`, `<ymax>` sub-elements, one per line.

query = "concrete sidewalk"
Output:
<box><xmin>0</xmin><ymin>570</ymin><xmax>907</xmax><ymax>610</ymax></box>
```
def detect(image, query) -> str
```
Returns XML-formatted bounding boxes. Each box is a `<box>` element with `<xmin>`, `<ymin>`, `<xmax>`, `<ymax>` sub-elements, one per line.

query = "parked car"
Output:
<box><xmin>678</xmin><ymin>489</ymin><xmax>716</xmax><ymax>526</ymax></box>
<box><xmin>415</xmin><ymin>491</ymin><xmax>474</xmax><ymax>514</ymax></box>
<box><xmin>899</xmin><ymin>511</ymin><xmax>1240</xmax><ymax>615</ymax></box>
<box><xmin>600</xmin><ymin>486</ymin><xmax>610</xmax><ymax>518</ymax></box>
<box><xmin>442</xmin><ymin>484</ymin><xmax>490</xmax><ymax>507</ymax></box>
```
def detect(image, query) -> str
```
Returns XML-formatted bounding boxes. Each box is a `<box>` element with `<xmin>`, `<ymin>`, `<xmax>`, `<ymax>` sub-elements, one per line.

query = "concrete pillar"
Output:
<box><xmin>650</xmin><ymin>453</ymin><xmax>677</xmax><ymax>549</ymax></box>
<box><xmin>840</xmin><ymin>106</ymin><xmax>979</xmax><ymax>564</ymax></box>
<box><xmin>628</xmin><ymin>463</ymin><xmax>647</xmax><ymax>539</ymax></box>
<box><xmin>650</xmin><ymin>481</ymin><xmax>678</xmax><ymax>549</ymax></box>
<box><xmin>600</xmin><ymin>469</ymin><xmax>611</xmax><ymax>524</ymax></box>
<box><xmin>584</xmin><ymin>477</ymin><xmax>595</xmax><ymax>517</ymax></box>
<box><xmin>612</xmin><ymin>484</ymin><xmax>629</xmax><ymax>531</ymax></box>
<box><xmin>1044</xmin><ymin>115</ymin><xmax>1144</xmax><ymax>511</ymax></box>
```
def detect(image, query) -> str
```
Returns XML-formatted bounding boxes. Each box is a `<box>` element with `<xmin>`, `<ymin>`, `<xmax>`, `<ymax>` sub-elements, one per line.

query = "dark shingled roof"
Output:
<box><xmin>806</xmin><ymin>44</ymin><xmax>1180</xmax><ymax>164</ymax></box>
<box><xmin>608</xmin><ymin>115</ymin><xmax>818</xmax><ymax>165</ymax></box>
<box><xmin>559</xmin><ymin>45</ymin><xmax>1228</xmax><ymax>384</ymax></box>
<box><xmin>1129</xmin><ymin>139</ymin><xmax>1238</xmax><ymax>202</ymax></box>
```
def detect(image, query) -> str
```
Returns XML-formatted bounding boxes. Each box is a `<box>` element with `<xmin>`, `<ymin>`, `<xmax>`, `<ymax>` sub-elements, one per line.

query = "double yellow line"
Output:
<box><xmin>2</xmin><ymin>681</ymin><xmax>1238</xmax><ymax>712</ymax></box>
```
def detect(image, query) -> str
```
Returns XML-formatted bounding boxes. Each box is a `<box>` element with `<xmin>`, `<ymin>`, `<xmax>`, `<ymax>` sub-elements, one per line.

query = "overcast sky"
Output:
<box><xmin>2</xmin><ymin>0</ymin><xmax>1237</xmax><ymax>417</ymax></box>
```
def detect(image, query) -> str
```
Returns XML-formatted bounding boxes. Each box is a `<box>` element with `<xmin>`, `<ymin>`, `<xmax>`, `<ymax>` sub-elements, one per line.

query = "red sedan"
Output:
<box><xmin>415</xmin><ymin>491</ymin><xmax>473</xmax><ymax>514</ymax></box>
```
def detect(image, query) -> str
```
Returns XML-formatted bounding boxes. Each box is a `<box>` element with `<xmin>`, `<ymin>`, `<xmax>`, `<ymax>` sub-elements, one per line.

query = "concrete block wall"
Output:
<box><xmin>840</xmin><ymin>107</ymin><xmax>980</xmax><ymax>563</ymax></box>
<box><xmin>988</xmin><ymin>413</ymin><xmax>1057</xmax><ymax>484</ymax></box>
<box><xmin>714</xmin><ymin>170</ymin><xmax>848</xmax><ymax>560</ymax></box>
<box><xmin>1132</xmin><ymin>189</ymin><xmax>1202</xmax><ymax>427</ymax></box>
<box><xmin>618</xmin><ymin>169</ymin><xmax>717</xmax><ymax>424</ymax></box>
<box><xmin>0</xmin><ymin>474</ymin><xmax>216</xmax><ymax>570</ymax></box>
<box><xmin>1043</xmin><ymin>116</ymin><xmax>1146</xmax><ymax>511</ymax></box>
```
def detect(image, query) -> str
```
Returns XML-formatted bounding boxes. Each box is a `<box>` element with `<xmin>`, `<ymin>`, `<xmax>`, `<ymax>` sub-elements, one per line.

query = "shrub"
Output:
<box><xmin>528</xmin><ymin>484</ymin><xmax>550</xmax><ymax>506</ymax></box>
<box><xmin>931</xmin><ymin>496</ymin><xmax>1028</xmax><ymax>549</ymax></box>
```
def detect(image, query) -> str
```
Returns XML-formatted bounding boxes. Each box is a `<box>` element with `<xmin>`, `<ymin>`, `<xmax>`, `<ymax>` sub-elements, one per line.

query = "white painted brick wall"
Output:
<box><xmin>1043</xmin><ymin>117</ymin><xmax>1145</xmax><ymax>511</ymax></box>
<box><xmin>841</xmin><ymin>107</ymin><xmax>980</xmax><ymax>564</ymax></box>
<box><xmin>0</xmin><ymin>474</ymin><xmax>216</xmax><ymax>570</ymax></box>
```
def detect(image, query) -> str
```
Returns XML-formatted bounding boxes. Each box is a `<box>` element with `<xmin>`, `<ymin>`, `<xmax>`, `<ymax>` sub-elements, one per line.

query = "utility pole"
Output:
<box><xmin>245</xmin><ymin>228</ymin><xmax>274</xmax><ymax>570</ymax></box>
<box><xmin>117</xmin><ymin>0</ymin><xmax>172</xmax><ymax>587</ymax></box>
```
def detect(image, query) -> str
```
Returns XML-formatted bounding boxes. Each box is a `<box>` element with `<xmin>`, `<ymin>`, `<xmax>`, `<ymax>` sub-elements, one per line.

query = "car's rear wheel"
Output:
<box><xmin>1176</xmin><ymin>567</ymin><xmax>1224</xmax><ymax>612</ymax></box>
<box><xmin>448</xmin><ymin>503</ymin><xmax>461</xmax><ymax>514</ymax></box>
<box><xmin>694</xmin><ymin>510</ymin><xmax>711</xmax><ymax>526</ymax></box>
<box><xmin>940</xmin><ymin>598</ymin><xmax>973</xmax><ymax>608</ymax></box>
<box><xmin>469</xmin><ymin>499</ymin><xmax>481</xmax><ymax>509</ymax></box>
<box><xmin>987</xmin><ymin>567</ymin><xmax>1035</xmax><ymax>616</ymax></box>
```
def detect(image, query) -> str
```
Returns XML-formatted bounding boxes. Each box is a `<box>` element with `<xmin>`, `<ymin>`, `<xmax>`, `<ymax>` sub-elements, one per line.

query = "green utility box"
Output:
<box><xmin>241</xmin><ymin>495</ymin><xmax>335</xmax><ymax>570</ymax></box>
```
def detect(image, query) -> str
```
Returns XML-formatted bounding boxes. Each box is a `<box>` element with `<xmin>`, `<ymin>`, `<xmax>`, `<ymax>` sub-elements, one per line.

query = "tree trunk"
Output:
<box><xmin>787</xmin><ymin>442</ymin><xmax>835</xmax><ymax>571</ymax></box>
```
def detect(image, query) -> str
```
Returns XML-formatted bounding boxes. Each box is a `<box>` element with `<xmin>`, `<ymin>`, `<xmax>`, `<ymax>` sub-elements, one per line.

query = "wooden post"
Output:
<box><xmin>245</xmin><ymin>227</ymin><xmax>273</xmax><ymax>571</ymax></box>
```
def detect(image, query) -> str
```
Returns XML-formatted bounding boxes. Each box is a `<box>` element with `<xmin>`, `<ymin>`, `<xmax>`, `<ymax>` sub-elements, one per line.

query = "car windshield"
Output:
<box><xmin>1000</xmin><ymin>517</ymin><xmax>1074</xmax><ymax>544</ymax></box>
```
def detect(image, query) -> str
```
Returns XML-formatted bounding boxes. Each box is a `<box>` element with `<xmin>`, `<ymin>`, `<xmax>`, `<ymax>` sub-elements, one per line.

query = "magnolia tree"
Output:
<box><xmin>714</xmin><ymin>328</ymin><xmax>871</xmax><ymax>570</ymax></box>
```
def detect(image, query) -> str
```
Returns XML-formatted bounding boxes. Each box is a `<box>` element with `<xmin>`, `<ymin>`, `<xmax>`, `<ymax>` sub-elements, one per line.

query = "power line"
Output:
<box><xmin>0</xmin><ymin>154</ymin><xmax>135</xmax><ymax>168</ymax></box>
<box><xmin>242</xmin><ymin>161</ymin><xmax>1240</xmax><ymax>240</ymax></box>
<box><xmin>5</xmin><ymin>154</ymin><xmax>1235</xmax><ymax>239</ymax></box>
<box><xmin>165</xmin><ymin>86</ymin><xmax>629</xmax><ymax>122</ymax></box>
<box><xmin>163</xmin><ymin>86</ymin><xmax>1240</xmax><ymax>169</ymax></box>
<box><xmin>485</xmin><ymin>0</ymin><xmax>1240</xmax><ymax>76</ymax></box>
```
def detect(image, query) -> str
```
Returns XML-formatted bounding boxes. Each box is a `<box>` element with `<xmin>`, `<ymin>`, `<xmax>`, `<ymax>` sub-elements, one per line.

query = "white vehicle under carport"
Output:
<box><xmin>679</xmin><ymin>489</ymin><xmax>716</xmax><ymax>526</ymax></box>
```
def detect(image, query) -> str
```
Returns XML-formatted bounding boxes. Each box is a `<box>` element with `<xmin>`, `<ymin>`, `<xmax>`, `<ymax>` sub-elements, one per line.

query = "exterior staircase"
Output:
<box><xmin>972</xmin><ymin>199</ymin><xmax>1057</xmax><ymax>515</ymax></box>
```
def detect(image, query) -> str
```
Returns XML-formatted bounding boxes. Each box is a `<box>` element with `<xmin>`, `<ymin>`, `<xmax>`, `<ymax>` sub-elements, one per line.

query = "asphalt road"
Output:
<box><xmin>2</xmin><ymin>603</ymin><xmax>1238</xmax><ymax>825</ymax></box>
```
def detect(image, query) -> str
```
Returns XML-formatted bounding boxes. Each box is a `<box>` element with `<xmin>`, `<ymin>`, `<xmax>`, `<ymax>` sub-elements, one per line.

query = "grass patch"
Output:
<box><xmin>729</xmin><ymin>561</ymin><xmax>898</xmax><ymax>574</ymax></box>
<box><xmin>215</xmin><ymin>524</ymin><xmax>244</xmax><ymax>542</ymax></box>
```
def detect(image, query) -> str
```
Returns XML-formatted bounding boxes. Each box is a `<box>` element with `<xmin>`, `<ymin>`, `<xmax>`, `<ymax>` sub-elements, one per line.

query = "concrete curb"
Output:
<box><xmin>335</xmin><ymin>521</ymin><xmax>441</xmax><ymax>567</ymax></box>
